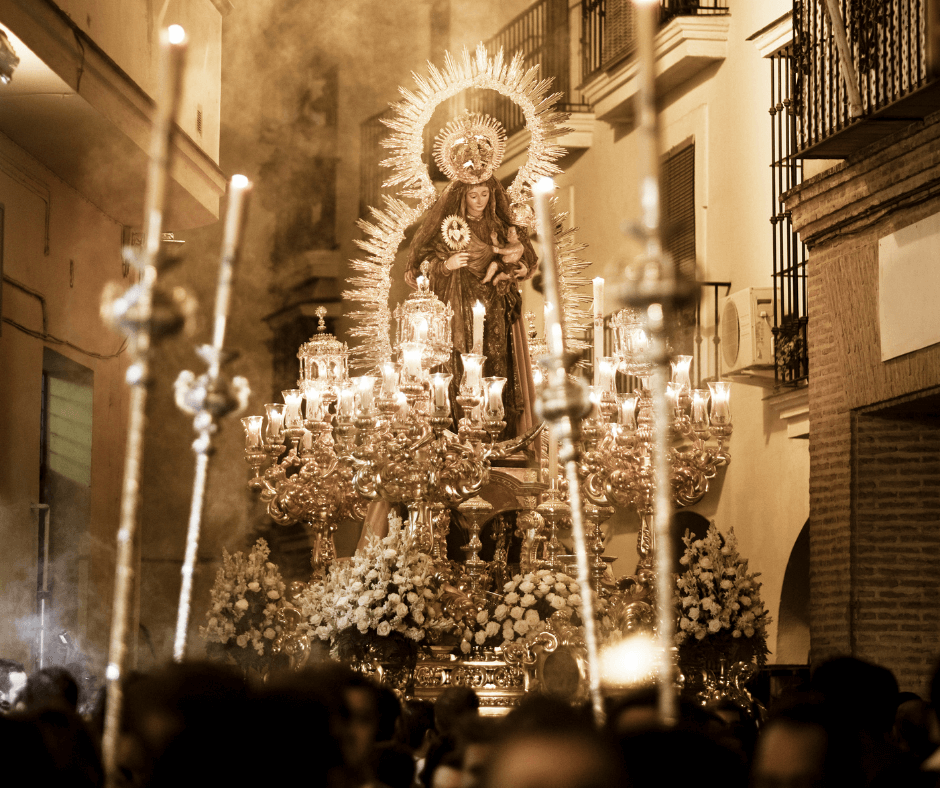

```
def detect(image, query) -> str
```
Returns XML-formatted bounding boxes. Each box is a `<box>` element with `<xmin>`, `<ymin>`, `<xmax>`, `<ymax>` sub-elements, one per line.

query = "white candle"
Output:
<box><xmin>356</xmin><ymin>376</ymin><xmax>376</xmax><ymax>415</ymax></box>
<box><xmin>472</xmin><ymin>301</ymin><xmax>485</xmax><ymax>355</ymax></box>
<box><xmin>430</xmin><ymin>373</ymin><xmax>452</xmax><ymax>413</ymax></box>
<box><xmin>593</xmin><ymin>277</ymin><xmax>605</xmax><ymax>320</ymax></box>
<box><xmin>264</xmin><ymin>403</ymin><xmax>285</xmax><ymax>440</ymax></box>
<box><xmin>380</xmin><ymin>361</ymin><xmax>400</xmax><ymax>396</ymax></box>
<box><xmin>241</xmin><ymin>416</ymin><xmax>263</xmax><ymax>450</ymax></box>
<box><xmin>281</xmin><ymin>389</ymin><xmax>304</xmax><ymax>428</ymax></box>
<box><xmin>304</xmin><ymin>388</ymin><xmax>323</xmax><ymax>422</ymax></box>
<box><xmin>708</xmin><ymin>381</ymin><xmax>732</xmax><ymax>426</ymax></box>
<box><xmin>547</xmin><ymin>432</ymin><xmax>559</xmax><ymax>488</ymax></box>
<box><xmin>414</xmin><ymin>316</ymin><xmax>429</xmax><ymax>343</ymax></box>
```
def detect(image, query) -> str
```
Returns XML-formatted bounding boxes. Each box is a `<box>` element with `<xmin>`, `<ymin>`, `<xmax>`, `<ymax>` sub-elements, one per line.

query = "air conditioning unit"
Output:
<box><xmin>721</xmin><ymin>287</ymin><xmax>775</xmax><ymax>374</ymax></box>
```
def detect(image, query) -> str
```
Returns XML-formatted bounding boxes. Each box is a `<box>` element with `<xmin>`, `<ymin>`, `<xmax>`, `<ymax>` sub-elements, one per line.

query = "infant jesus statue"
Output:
<box><xmin>482</xmin><ymin>227</ymin><xmax>528</xmax><ymax>284</ymax></box>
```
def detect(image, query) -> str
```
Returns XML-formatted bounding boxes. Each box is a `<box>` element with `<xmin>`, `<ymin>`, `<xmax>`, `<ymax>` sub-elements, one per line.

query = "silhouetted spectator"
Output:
<box><xmin>0</xmin><ymin>658</ymin><xmax>27</xmax><ymax>713</ymax></box>
<box><xmin>19</xmin><ymin>665</ymin><xmax>80</xmax><ymax>712</ymax></box>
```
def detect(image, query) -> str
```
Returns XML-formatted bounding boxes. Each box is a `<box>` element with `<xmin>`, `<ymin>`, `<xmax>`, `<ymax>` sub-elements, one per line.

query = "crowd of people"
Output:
<box><xmin>0</xmin><ymin>653</ymin><xmax>938</xmax><ymax>787</ymax></box>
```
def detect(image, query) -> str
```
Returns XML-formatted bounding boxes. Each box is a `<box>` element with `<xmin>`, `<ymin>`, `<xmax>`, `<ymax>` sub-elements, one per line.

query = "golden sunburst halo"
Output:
<box><xmin>343</xmin><ymin>44</ymin><xmax>591</xmax><ymax>372</ymax></box>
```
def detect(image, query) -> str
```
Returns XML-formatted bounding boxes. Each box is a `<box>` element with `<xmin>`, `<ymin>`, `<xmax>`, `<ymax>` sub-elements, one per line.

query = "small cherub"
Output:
<box><xmin>482</xmin><ymin>226</ymin><xmax>527</xmax><ymax>284</ymax></box>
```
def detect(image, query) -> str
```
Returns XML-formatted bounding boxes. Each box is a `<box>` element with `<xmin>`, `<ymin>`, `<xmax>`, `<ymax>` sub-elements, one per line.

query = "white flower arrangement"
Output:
<box><xmin>297</xmin><ymin>511</ymin><xmax>451</xmax><ymax>663</ymax></box>
<box><xmin>674</xmin><ymin>523</ymin><xmax>770</xmax><ymax>667</ymax></box>
<box><xmin>458</xmin><ymin>569</ymin><xmax>585</xmax><ymax>654</ymax></box>
<box><xmin>201</xmin><ymin>538</ymin><xmax>287</xmax><ymax>672</ymax></box>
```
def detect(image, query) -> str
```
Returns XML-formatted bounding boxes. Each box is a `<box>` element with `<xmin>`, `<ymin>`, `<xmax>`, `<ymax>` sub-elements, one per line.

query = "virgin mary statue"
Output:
<box><xmin>405</xmin><ymin>112</ymin><xmax>539</xmax><ymax>439</ymax></box>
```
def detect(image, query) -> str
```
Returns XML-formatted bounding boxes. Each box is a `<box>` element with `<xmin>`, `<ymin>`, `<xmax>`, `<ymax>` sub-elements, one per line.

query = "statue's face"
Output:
<box><xmin>465</xmin><ymin>185</ymin><xmax>490</xmax><ymax>217</ymax></box>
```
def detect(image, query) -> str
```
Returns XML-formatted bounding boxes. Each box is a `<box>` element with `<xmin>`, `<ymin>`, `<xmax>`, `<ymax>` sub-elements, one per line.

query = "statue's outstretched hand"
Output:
<box><xmin>445</xmin><ymin>252</ymin><xmax>469</xmax><ymax>270</ymax></box>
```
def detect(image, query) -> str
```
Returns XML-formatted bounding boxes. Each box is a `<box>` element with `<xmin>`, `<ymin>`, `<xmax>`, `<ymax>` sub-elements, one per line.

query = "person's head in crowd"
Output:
<box><xmin>810</xmin><ymin>656</ymin><xmax>899</xmax><ymax>734</ymax></box>
<box><xmin>891</xmin><ymin>694</ymin><xmax>935</xmax><ymax>765</ymax></box>
<box><xmin>620</xmin><ymin>725</ymin><xmax>748</xmax><ymax>788</ymax></box>
<box><xmin>118</xmin><ymin>661</ymin><xmax>250</xmax><ymax>787</ymax></box>
<box><xmin>1</xmin><ymin>704</ymin><xmax>102</xmax><ymax>787</ymax></box>
<box><xmin>482</xmin><ymin>725</ymin><xmax>623</xmax><ymax>788</ymax></box>
<box><xmin>19</xmin><ymin>665</ymin><xmax>80</xmax><ymax>712</ymax></box>
<box><xmin>375</xmin><ymin>682</ymin><xmax>403</xmax><ymax>744</ymax></box>
<box><xmin>504</xmin><ymin>692</ymin><xmax>594</xmax><ymax>734</ymax></box>
<box><xmin>397</xmin><ymin>698</ymin><xmax>435</xmax><ymax>754</ymax></box>
<box><xmin>371</xmin><ymin>742</ymin><xmax>417</xmax><ymax>788</ymax></box>
<box><xmin>422</xmin><ymin>738</ymin><xmax>461</xmax><ymax>788</ymax></box>
<box><xmin>0</xmin><ymin>659</ymin><xmax>27</xmax><ymax>713</ymax></box>
<box><xmin>434</xmin><ymin>687</ymin><xmax>479</xmax><ymax>739</ymax></box>
<box><xmin>455</xmin><ymin>714</ymin><xmax>503</xmax><ymax>788</ymax></box>
<box><xmin>751</xmin><ymin>697</ymin><xmax>862</xmax><ymax>788</ymax></box>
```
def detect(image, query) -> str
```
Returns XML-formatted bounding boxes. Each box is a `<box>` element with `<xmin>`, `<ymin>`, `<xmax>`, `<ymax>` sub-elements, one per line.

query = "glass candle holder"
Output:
<box><xmin>337</xmin><ymin>382</ymin><xmax>357</xmax><ymax>421</ymax></box>
<box><xmin>400</xmin><ymin>342</ymin><xmax>424</xmax><ymax>387</ymax></box>
<box><xmin>671</xmin><ymin>355</ymin><xmax>693</xmax><ymax>393</ymax></box>
<box><xmin>355</xmin><ymin>375</ymin><xmax>377</xmax><ymax>416</ymax></box>
<box><xmin>304</xmin><ymin>387</ymin><xmax>324</xmax><ymax>422</ymax></box>
<box><xmin>241</xmin><ymin>415</ymin><xmax>264</xmax><ymax>450</ymax></box>
<box><xmin>380</xmin><ymin>361</ymin><xmax>400</xmax><ymax>397</ymax></box>
<box><xmin>282</xmin><ymin>389</ymin><xmax>304</xmax><ymax>429</ymax></box>
<box><xmin>482</xmin><ymin>376</ymin><xmax>506</xmax><ymax>422</ymax></box>
<box><xmin>264</xmin><ymin>403</ymin><xmax>285</xmax><ymax>442</ymax></box>
<box><xmin>691</xmin><ymin>389</ymin><xmax>711</xmax><ymax>430</ymax></box>
<box><xmin>429</xmin><ymin>372</ymin><xmax>452</xmax><ymax>416</ymax></box>
<box><xmin>618</xmin><ymin>394</ymin><xmax>638</xmax><ymax>432</ymax></box>
<box><xmin>460</xmin><ymin>353</ymin><xmax>485</xmax><ymax>397</ymax></box>
<box><xmin>708</xmin><ymin>381</ymin><xmax>731</xmax><ymax>426</ymax></box>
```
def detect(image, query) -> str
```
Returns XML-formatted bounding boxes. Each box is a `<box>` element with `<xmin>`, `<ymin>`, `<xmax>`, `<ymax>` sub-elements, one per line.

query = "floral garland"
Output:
<box><xmin>201</xmin><ymin>538</ymin><xmax>287</xmax><ymax>673</ymax></box>
<box><xmin>674</xmin><ymin>523</ymin><xmax>771</xmax><ymax>667</ymax></box>
<box><xmin>297</xmin><ymin>512</ymin><xmax>452</xmax><ymax>663</ymax></box>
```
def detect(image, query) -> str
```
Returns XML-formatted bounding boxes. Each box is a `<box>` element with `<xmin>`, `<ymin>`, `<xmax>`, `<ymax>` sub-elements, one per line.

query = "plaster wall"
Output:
<box><xmin>50</xmin><ymin>0</ymin><xmax>222</xmax><ymax>160</ymax></box>
<box><xmin>0</xmin><ymin>131</ymin><xmax>129</xmax><ymax>668</ymax></box>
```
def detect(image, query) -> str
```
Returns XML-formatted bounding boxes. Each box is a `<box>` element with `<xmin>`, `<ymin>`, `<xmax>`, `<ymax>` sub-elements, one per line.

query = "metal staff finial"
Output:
<box><xmin>172</xmin><ymin>175</ymin><xmax>253</xmax><ymax>661</ymax></box>
<box><xmin>99</xmin><ymin>24</ymin><xmax>189</xmax><ymax>787</ymax></box>
<box><xmin>531</xmin><ymin>177</ymin><xmax>604</xmax><ymax>726</ymax></box>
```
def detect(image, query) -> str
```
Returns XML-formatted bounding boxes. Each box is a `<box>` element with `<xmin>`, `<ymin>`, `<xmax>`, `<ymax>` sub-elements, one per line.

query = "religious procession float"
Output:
<box><xmin>197</xmin><ymin>45</ymin><xmax>771</xmax><ymax>716</ymax></box>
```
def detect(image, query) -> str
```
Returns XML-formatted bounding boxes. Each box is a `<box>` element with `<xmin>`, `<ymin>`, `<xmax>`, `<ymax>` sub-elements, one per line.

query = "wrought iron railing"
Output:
<box><xmin>771</xmin><ymin>46</ymin><xmax>808</xmax><ymax>385</ymax></box>
<box><xmin>792</xmin><ymin>0</ymin><xmax>939</xmax><ymax>156</ymax></box>
<box><xmin>581</xmin><ymin>0</ymin><xmax>729</xmax><ymax>82</ymax></box>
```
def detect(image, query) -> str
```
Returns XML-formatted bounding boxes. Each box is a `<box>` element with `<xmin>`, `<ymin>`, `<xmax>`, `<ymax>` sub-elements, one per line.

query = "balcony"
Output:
<box><xmin>579</xmin><ymin>0</ymin><xmax>729</xmax><ymax>123</ymax></box>
<box><xmin>793</xmin><ymin>0</ymin><xmax>940</xmax><ymax>158</ymax></box>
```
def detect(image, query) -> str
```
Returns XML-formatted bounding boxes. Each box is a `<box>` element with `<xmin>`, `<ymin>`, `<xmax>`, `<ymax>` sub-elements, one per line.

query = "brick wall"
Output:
<box><xmin>786</xmin><ymin>112</ymin><xmax>940</xmax><ymax>693</ymax></box>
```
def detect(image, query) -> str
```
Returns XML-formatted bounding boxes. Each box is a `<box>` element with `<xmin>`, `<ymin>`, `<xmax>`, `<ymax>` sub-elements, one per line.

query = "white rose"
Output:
<box><xmin>689</xmin><ymin>608</ymin><xmax>700</xmax><ymax>620</ymax></box>
<box><xmin>485</xmin><ymin>621</ymin><xmax>500</xmax><ymax>637</ymax></box>
<box><xmin>519</xmin><ymin>581</ymin><xmax>536</xmax><ymax>593</ymax></box>
<box><xmin>384</xmin><ymin>549</ymin><xmax>397</xmax><ymax>560</ymax></box>
<box><xmin>247</xmin><ymin>582</ymin><xmax>260</xmax><ymax>592</ymax></box>
<box><xmin>377</xmin><ymin>621</ymin><xmax>392</xmax><ymax>636</ymax></box>
<box><xmin>494</xmin><ymin>605</ymin><xmax>508</xmax><ymax>619</ymax></box>
<box><xmin>474</xmin><ymin>631</ymin><xmax>486</xmax><ymax>645</ymax></box>
<box><xmin>520</xmin><ymin>594</ymin><xmax>536</xmax><ymax>607</ymax></box>
<box><xmin>461</xmin><ymin>640</ymin><xmax>471</xmax><ymax>654</ymax></box>
<box><xmin>267</xmin><ymin>590</ymin><xmax>280</xmax><ymax>600</ymax></box>
<box><xmin>513</xmin><ymin>620</ymin><xmax>530</xmax><ymax>635</ymax></box>
<box><xmin>510</xmin><ymin>606</ymin><xmax>524</xmax><ymax>620</ymax></box>
<box><xmin>708</xmin><ymin>619</ymin><xmax>722</xmax><ymax>633</ymax></box>
<box><xmin>388</xmin><ymin>593</ymin><xmax>401</xmax><ymax>604</ymax></box>
<box><xmin>476</xmin><ymin>610</ymin><xmax>489</xmax><ymax>625</ymax></box>
<box><xmin>524</xmin><ymin>609</ymin><xmax>539</xmax><ymax>625</ymax></box>
<box><xmin>405</xmin><ymin>627</ymin><xmax>423</xmax><ymax>641</ymax></box>
<box><xmin>235</xmin><ymin>598</ymin><xmax>249</xmax><ymax>611</ymax></box>
<box><xmin>550</xmin><ymin>596</ymin><xmax>566</xmax><ymax>610</ymax></box>
<box><xmin>407</xmin><ymin>592</ymin><xmax>418</xmax><ymax>604</ymax></box>
<box><xmin>568</xmin><ymin>594</ymin><xmax>582</xmax><ymax>606</ymax></box>
<box><xmin>358</xmin><ymin>593</ymin><xmax>372</xmax><ymax>607</ymax></box>
<box><xmin>396</xmin><ymin>603</ymin><xmax>409</xmax><ymax>617</ymax></box>
<box><xmin>413</xmin><ymin>611</ymin><xmax>425</xmax><ymax>625</ymax></box>
<box><xmin>263</xmin><ymin>627</ymin><xmax>276</xmax><ymax>639</ymax></box>
<box><xmin>236</xmin><ymin>633</ymin><xmax>249</xmax><ymax>647</ymax></box>
<box><xmin>505</xmin><ymin>592</ymin><xmax>520</xmax><ymax>605</ymax></box>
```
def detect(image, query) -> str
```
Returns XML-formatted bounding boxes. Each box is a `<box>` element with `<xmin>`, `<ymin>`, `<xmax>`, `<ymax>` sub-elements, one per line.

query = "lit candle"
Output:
<box><xmin>671</xmin><ymin>355</ymin><xmax>692</xmax><ymax>393</ymax></box>
<box><xmin>380</xmin><ymin>361</ymin><xmax>400</xmax><ymax>396</ymax></box>
<box><xmin>598</xmin><ymin>357</ymin><xmax>616</xmax><ymax>394</ymax></box>
<box><xmin>241</xmin><ymin>415</ymin><xmax>263</xmax><ymax>450</ymax></box>
<box><xmin>414</xmin><ymin>316</ymin><xmax>429</xmax><ymax>344</ymax></box>
<box><xmin>472</xmin><ymin>301</ymin><xmax>485</xmax><ymax>354</ymax></box>
<box><xmin>483</xmin><ymin>377</ymin><xmax>506</xmax><ymax>422</ymax></box>
<box><xmin>691</xmin><ymin>389</ymin><xmax>710</xmax><ymax>429</ymax></box>
<box><xmin>460</xmin><ymin>353</ymin><xmax>484</xmax><ymax>396</ymax></box>
<box><xmin>395</xmin><ymin>391</ymin><xmax>409</xmax><ymax>420</ymax></box>
<box><xmin>264</xmin><ymin>403</ymin><xmax>285</xmax><ymax>441</ymax></box>
<box><xmin>281</xmin><ymin>389</ymin><xmax>304</xmax><ymax>429</ymax></box>
<box><xmin>708</xmin><ymin>381</ymin><xmax>732</xmax><ymax>426</ymax></box>
<box><xmin>304</xmin><ymin>388</ymin><xmax>323</xmax><ymax>422</ymax></box>
<box><xmin>593</xmin><ymin>277</ymin><xmax>604</xmax><ymax>387</ymax></box>
<box><xmin>401</xmin><ymin>342</ymin><xmax>423</xmax><ymax>383</ymax></box>
<box><xmin>619</xmin><ymin>394</ymin><xmax>638</xmax><ymax>431</ymax></box>
<box><xmin>337</xmin><ymin>383</ymin><xmax>357</xmax><ymax>420</ymax></box>
<box><xmin>430</xmin><ymin>373</ymin><xmax>452</xmax><ymax>414</ymax></box>
<box><xmin>356</xmin><ymin>376</ymin><xmax>376</xmax><ymax>416</ymax></box>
